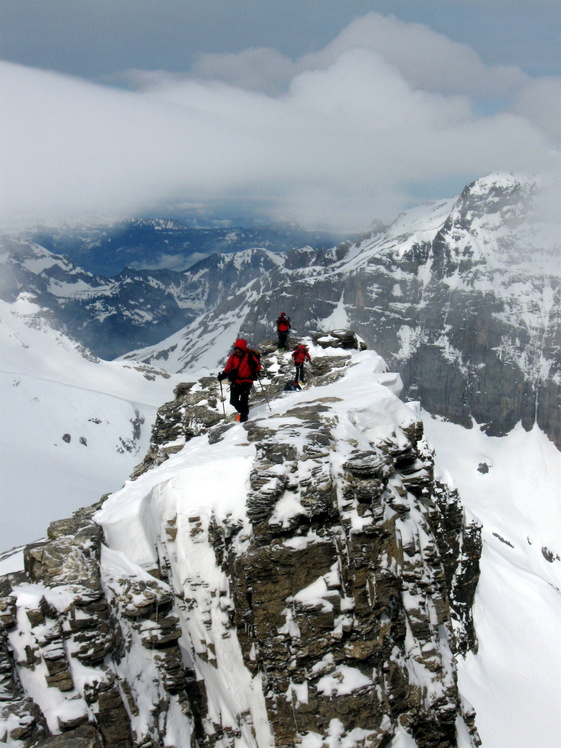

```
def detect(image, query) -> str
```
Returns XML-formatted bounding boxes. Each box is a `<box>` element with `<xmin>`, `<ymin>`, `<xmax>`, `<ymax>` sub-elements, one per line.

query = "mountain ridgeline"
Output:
<box><xmin>129</xmin><ymin>174</ymin><xmax>561</xmax><ymax>448</ymax></box>
<box><xmin>0</xmin><ymin>227</ymin><xmax>314</xmax><ymax>359</ymax></box>
<box><xmin>22</xmin><ymin>219</ymin><xmax>348</xmax><ymax>277</ymax></box>
<box><xmin>1</xmin><ymin>173</ymin><xmax>559</xmax><ymax>445</ymax></box>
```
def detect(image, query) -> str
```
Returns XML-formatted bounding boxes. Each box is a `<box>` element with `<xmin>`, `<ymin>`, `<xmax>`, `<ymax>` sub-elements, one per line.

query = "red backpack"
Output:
<box><xmin>293</xmin><ymin>345</ymin><xmax>308</xmax><ymax>364</ymax></box>
<box><xmin>246</xmin><ymin>348</ymin><xmax>262</xmax><ymax>379</ymax></box>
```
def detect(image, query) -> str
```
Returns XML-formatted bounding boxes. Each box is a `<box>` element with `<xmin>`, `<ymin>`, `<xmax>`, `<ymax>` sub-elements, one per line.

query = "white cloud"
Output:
<box><xmin>512</xmin><ymin>77</ymin><xmax>561</xmax><ymax>144</ymax></box>
<box><xmin>1</xmin><ymin>12</ymin><xmax>559</xmax><ymax>232</ymax></box>
<box><xmin>305</xmin><ymin>12</ymin><xmax>529</xmax><ymax>99</ymax></box>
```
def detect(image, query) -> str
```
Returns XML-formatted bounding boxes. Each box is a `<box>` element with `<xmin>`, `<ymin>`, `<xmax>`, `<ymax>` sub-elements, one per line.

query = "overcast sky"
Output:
<box><xmin>1</xmin><ymin>0</ymin><xmax>559</xmax><ymax>230</ymax></box>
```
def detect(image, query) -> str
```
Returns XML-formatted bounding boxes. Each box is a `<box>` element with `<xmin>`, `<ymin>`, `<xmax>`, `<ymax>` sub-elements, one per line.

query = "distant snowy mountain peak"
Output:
<box><xmin>129</xmin><ymin>173</ymin><xmax>559</xmax><ymax>446</ymax></box>
<box><xmin>460</xmin><ymin>171</ymin><xmax>539</xmax><ymax>208</ymax></box>
<box><xmin>199</xmin><ymin>245</ymin><xmax>285</xmax><ymax>274</ymax></box>
<box><xmin>431</xmin><ymin>172</ymin><xmax>549</xmax><ymax>275</ymax></box>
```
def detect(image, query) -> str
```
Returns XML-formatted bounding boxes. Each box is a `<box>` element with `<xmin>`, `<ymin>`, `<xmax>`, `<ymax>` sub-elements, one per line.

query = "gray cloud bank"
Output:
<box><xmin>1</xmin><ymin>12</ymin><xmax>559</xmax><ymax>231</ymax></box>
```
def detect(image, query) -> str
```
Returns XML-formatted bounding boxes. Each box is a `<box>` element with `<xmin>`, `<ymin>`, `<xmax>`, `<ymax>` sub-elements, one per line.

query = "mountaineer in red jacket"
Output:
<box><xmin>291</xmin><ymin>343</ymin><xmax>312</xmax><ymax>384</ymax></box>
<box><xmin>276</xmin><ymin>312</ymin><xmax>291</xmax><ymax>350</ymax></box>
<box><xmin>217</xmin><ymin>338</ymin><xmax>261</xmax><ymax>422</ymax></box>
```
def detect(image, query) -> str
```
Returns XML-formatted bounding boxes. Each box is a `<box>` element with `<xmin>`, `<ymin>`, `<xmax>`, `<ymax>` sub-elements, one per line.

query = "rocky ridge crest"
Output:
<box><xmin>0</xmin><ymin>332</ymin><xmax>481</xmax><ymax>747</ymax></box>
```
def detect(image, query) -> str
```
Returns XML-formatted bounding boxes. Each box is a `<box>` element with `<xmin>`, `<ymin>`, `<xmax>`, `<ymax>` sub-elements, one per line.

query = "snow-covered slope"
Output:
<box><xmin>423</xmin><ymin>416</ymin><xmax>561</xmax><ymax>748</ymax></box>
<box><xmin>0</xmin><ymin>295</ymin><xmax>183</xmax><ymax>551</ymax></box>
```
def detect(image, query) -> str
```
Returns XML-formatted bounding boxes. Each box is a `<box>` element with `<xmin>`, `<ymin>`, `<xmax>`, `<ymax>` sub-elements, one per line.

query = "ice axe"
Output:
<box><xmin>257</xmin><ymin>377</ymin><xmax>272</xmax><ymax>411</ymax></box>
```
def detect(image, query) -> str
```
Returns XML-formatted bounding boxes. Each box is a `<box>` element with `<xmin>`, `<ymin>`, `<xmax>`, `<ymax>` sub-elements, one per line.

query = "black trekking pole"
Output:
<box><xmin>257</xmin><ymin>377</ymin><xmax>272</xmax><ymax>411</ymax></box>
<box><xmin>218</xmin><ymin>380</ymin><xmax>227</xmax><ymax>418</ymax></box>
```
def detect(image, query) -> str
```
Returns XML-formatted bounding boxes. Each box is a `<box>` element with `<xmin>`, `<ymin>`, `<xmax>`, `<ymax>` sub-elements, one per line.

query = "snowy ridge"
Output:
<box><xmin>337</xmin><ymin>197</ymin><xmax>455</xmax><ymax>271</ymax></box>
<box><xmin>1</xmin><ymin>340</ymin><xmax>483</xmax><ymax>747</ymax></box>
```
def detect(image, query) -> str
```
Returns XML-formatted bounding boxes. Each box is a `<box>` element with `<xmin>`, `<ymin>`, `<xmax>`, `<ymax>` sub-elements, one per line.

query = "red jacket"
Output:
<box><xmin>292</xmin><ymin>345</ymin><xmax>311</xmax><ymax>365</ymax></box>
<box><xmin>277</xmin><ymin>315</ymin><xmax>291</xmax><ymax>332</ymax></box>
<box><xmin>223</xmin><ymin>338</ymin><xmax>261</xmax><ymax>383</ymax></box>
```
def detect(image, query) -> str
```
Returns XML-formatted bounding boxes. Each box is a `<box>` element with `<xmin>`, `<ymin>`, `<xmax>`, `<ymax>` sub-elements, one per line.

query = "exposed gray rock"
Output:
<box><xmin>225</xmin><ymin>387</ymin><xmax>480</xmax><ymax>746</ymax></box>
<box><xmin>312</xmin><ymin>329</ymin><xmax>367</xmax><ymax>351</ymax></box>
<box><xmin>31</xmin><ymin>724</ymin><xmax>103</xmax><ymax>747</ymax></box>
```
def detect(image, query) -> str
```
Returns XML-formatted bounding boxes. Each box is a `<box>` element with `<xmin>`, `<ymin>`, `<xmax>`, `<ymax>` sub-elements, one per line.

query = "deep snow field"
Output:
<box><xmin>0</xmin><ymin>295</ymin><xmax>183</xmax><ymax>553</ymax></box>
<box><xmin>423</xmin><ymin>416</ymin><xmax>561</xmax><ymax>748</ymax></box>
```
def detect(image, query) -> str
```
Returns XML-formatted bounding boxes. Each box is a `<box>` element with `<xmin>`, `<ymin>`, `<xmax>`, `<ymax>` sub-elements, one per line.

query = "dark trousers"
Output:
<box><xmin>278</xmin><ymin>330</ymin><xmax>288</xmax><ymax>348</ymax></box>
<box><xmin>230</xmin><ymin>382</ymin><xmax>251</xmax><ymax>421</ymax></box>
<box><xmin>294</xmin><ymin>363</ymin><xmax>306</xmax><ymax>383</ymax></box>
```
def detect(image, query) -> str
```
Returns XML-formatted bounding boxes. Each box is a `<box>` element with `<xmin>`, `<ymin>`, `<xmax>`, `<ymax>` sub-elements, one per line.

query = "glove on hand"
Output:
<box><xmin>217</xmin><ymin>372</ymin><xmax>226</xmax><ymax>381</ymax></box>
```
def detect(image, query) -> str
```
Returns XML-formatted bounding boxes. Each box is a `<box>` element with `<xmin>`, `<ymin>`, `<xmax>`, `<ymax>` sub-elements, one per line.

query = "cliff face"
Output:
<box><xmin>4</xmin><ymin>175</ymin><xmax>558</xmax><ymax>447</ymax></box>
<box><xmin>246</xmin><ymin>176</ymin><xmax>560</xmax><ymax>447</ymax></box>
<box><xmin>0</xmin><ymin>336</ymin><xmax>481</xmax><ymax>747</ymax></box>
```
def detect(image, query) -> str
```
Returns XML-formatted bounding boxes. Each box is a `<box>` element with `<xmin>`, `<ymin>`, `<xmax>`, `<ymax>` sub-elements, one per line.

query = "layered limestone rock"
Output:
<box><xmin>227</xmin><ymin>403</ymin><xmax>481</xmax><ymax>744</ymax></box>
<box><xmin>0</xmin><ymin>335</ymin><xmax>481</xmax><ymax>747</ymax></box>
<box><xmin>1</xmin><ymin>507</ymin><xmax>193</xmax><ymax>747</ymax></box>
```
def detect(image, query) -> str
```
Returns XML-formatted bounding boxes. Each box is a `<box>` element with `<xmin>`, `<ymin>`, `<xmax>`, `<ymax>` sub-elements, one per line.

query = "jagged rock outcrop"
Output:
<box><xmin>1</xmin><ymin>505</ymin><xmax>195</xmax><ymax>747</ymax></box>
<box><xmin>0</xmin><ymin>335</ymin><xmax>481</xmax><ymax>746</ymax></box>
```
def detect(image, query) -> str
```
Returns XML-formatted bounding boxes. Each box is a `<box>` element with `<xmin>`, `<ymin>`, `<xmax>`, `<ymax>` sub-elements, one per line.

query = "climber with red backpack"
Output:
<box><xmin>217</xmin><ymin>338</ymin><xmax>262</xmax><ymax>422</ymax></box>
<box><xmin>276</xmin><ymin>312</ymin><xmax>291</xmax><ymax>350</ymax></box>
<box><xmin>291</xmin><ymin>343</ymin><xmax>312</xmax><ymax>384</ymax></box>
